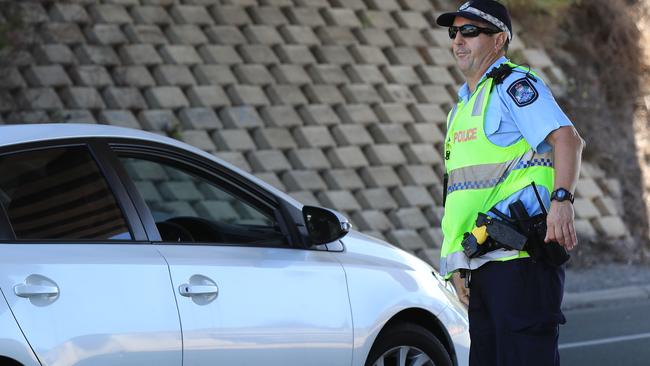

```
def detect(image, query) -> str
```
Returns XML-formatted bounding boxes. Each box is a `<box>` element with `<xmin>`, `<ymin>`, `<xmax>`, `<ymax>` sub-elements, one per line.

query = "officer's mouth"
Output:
<box><xmin>454</xmin><ymin>51</ymin><xmax>470</xmax><ymax>59</ymax></box>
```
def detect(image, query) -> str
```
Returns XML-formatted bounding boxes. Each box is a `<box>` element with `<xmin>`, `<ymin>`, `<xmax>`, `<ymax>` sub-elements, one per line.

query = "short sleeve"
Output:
<box><xmin>496</xmin><ymin>72</ymin><xmax>573</xmax><ymax>153</ymax></box>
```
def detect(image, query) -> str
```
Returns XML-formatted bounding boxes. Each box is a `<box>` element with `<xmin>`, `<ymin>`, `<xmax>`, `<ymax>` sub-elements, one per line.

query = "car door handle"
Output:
<box><xmin>179</xmin><ymin>284</ymin><xmax>219</xmax><ymax>297</ymax></box>
<box><xmin>14</xmin><ymin>284</ymin><xmax>59</xmax><ymax>298</ymax></box>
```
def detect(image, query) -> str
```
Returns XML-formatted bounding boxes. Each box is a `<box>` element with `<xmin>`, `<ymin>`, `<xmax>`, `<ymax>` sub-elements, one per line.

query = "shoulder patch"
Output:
<box><xmin>507</xmin><ymin>78</ymin><xmax>538</xmax><ymax>107</ymax></box>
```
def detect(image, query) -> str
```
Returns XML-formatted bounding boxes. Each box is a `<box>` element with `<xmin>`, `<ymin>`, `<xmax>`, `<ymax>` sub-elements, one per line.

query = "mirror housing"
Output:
<box><xmin>302</xmin><ymin>206</ymin><xmax>351</xmax><ymax>246</ymax></box>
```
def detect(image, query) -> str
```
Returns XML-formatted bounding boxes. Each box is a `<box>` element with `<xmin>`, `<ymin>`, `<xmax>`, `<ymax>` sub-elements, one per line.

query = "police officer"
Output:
<box><xmin>436</xmin><ymin>1</ymin><xmax>585</xmax><ymax>365</ymax></box>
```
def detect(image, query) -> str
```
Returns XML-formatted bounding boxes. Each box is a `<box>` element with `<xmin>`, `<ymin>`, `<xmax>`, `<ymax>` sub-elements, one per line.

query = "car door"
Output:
<box><xmin>111</xmin><ymin>144</ymin><xmax>353</xmax><ymax>366</ymax></box>
<box><xmin>0</xmin><ymin>142</ymin><xmax>182</xmax><ymax>366</ymax></box>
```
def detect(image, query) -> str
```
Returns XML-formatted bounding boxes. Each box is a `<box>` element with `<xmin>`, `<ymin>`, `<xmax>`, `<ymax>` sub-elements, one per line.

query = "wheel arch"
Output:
<box><xmin>375</xmin><ymin>308</ymin><xmax>458</xmax><ymax>366</ymax></box>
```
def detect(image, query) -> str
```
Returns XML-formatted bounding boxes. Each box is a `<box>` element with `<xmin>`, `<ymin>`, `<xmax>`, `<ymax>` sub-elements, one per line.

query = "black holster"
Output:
<box><xmin>509</xmin><ymin>200</ymin><xmax>570</xmax><ymax>267</ymax></box>
<box><xmin>461</xmin><ymin>211</ymin><xmax>527</xmax><ymax>259</ymax></box>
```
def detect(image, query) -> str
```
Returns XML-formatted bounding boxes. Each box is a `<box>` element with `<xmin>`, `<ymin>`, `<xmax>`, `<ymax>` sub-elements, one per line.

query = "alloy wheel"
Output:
<box><xmin>372</xmin><ymin>345</ymin><xmax>436</xmax><ymax>366</ymax></box>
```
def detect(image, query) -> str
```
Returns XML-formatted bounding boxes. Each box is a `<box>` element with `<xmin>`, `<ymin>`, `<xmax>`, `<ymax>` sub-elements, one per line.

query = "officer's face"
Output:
<box><xmin>451</xmin><ymin>17</ymin><xmax>501</xmax><ymax>77</ymax></box>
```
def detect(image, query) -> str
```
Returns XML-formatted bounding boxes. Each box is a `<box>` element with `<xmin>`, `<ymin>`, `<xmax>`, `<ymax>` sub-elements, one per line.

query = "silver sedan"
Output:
<box><xmin>0</xmin><ymin>124</ymin><xmax>469</xmax><ymax>366</ymax></box>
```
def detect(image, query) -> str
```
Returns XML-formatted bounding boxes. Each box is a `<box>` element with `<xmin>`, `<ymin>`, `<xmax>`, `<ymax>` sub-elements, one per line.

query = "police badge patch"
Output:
<box><xmin>507</xmin><ymin>78</ymin><xmax>538</xmax><ymax>107</ymax></box>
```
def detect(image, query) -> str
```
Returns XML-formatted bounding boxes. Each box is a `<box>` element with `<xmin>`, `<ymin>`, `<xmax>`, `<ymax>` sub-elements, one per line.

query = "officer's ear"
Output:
<box><xmin>494</xmin><ymin>33</ymin><xmax>508</xmax><ymax>52</ymax></box>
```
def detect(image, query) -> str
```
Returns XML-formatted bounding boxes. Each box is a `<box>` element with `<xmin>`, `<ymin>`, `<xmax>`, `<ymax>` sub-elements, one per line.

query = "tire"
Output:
<box><xmin>365</xmin><ymin>322</ymin><xmax>453</xmax><ymax>366</ymax></box>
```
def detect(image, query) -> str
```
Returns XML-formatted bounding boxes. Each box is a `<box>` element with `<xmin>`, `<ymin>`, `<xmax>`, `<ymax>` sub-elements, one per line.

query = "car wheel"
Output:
<box><xmin>365</xmin><ymin>322</ymin><xmax>453</xmax><ymax>366</ymax></box>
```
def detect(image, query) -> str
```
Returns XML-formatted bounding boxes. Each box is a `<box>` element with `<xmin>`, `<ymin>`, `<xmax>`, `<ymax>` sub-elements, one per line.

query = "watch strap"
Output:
<box><xmin>551</xmin><ymin>188</ymin><xmax>574</xmax><ymax>203</ymax></box>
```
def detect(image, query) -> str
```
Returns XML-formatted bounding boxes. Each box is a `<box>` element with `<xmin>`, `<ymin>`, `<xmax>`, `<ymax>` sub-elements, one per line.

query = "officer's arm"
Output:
<box><xmin>545</xmin><ymin>126</ymin><xmax>586</xmax><ymax>250</ymax></box>
<box><xmin>450</xmin><ymin>272</ymin><xmax>469</xmax><ymax>307</ymax></box>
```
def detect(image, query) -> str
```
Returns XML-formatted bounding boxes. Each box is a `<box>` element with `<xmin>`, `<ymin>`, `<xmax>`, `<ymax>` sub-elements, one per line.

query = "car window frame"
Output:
<box><xmin>0</xmin><ymin>139</ymin><xmax>148</xmax><ymax>243</ymax></box>
<box><xmin>105</xmin><ymin>139</ymin><xmax>300</xmax><ymax>249</ymax></box>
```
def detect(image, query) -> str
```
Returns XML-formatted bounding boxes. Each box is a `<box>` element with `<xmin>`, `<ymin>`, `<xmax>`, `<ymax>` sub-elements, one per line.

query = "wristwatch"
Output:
<box><xmin>551</xmin><ymin>188</ymin><xmax>574</xmax><ymax>203</ymax></box>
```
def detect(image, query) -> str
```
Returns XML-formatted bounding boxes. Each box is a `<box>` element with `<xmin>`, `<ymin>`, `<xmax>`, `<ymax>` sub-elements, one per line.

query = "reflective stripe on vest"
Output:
<box><xmin>447</xmin><ymin>149</ymin><xmax>553</xmax><ymax>194</ymax></box>
<box><xmin>440</xmin><ymin>66</ymin><xmax>555</xmax><ymax>278</ymax></box>
<box><xmin>440</xmin><ymin>248</ymin><xmax>522</xmax><ymax>277</ymax></box>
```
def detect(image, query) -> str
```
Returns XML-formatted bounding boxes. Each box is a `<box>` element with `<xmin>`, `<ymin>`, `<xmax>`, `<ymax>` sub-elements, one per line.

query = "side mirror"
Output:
<box><xmin>302</xmin><ymin>206</ymin><xmax>351</xmax><ymax>246</ymax></box>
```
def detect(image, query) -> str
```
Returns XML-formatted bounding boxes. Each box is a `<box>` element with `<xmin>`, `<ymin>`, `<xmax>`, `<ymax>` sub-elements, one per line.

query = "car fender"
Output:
<box><xmin>337</xmin><ymin>231</ymin><xmax>470</xmax><ymax>366</ymax></box>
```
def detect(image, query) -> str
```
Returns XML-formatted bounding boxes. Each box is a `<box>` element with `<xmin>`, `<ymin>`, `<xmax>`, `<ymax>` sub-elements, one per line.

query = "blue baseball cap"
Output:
<box><xmin>436</xmin><ymin>0</ymin><xmax>513</xmax><ymax>41</ymax></box>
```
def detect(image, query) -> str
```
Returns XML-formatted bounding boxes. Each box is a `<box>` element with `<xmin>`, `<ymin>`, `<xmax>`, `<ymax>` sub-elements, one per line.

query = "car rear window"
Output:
<box><xmin>0</xmin><ymin>146</ymin><xmax>132</xmax><ymax>241</ymax></box>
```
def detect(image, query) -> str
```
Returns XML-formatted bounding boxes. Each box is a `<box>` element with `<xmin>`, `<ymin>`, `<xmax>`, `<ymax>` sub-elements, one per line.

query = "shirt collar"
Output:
<box><xmin>457</xmin><ymin>56</ymin><xmax>509</xmax><ymax>102</ymax></box>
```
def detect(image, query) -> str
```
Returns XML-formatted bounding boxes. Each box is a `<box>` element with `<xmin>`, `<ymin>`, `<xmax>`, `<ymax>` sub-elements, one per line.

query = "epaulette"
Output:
<box><xmin>487</xmin><ymin>63</ymin><xmax>538</xmax><ymax>91</ymax></box>
<box><xmin>486</xmin><ymin>63</ymin><xmax>514</xmax><ymax>88</ymax></box>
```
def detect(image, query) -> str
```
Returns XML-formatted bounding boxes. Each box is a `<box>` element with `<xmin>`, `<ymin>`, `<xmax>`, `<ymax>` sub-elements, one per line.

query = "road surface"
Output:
<box><xmin>559</xmin><ymin>299</ymin><xmax>650</xmax><ymax>365</ymax></box>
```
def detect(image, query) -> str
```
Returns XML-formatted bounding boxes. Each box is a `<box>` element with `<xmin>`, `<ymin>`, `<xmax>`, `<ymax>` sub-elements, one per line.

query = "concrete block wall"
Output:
<box><xmin>0</xmin><ymin>0</ymin><xmax>628</xmax><ymax>268</ymax></box>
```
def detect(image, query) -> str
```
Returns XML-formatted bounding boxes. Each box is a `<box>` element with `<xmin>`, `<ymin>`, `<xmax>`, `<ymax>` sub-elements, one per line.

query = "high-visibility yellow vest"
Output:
<box><xmin>440</xmin><ymin>64</ymin><xmax>554</xmax><ymax>278</ymax></box>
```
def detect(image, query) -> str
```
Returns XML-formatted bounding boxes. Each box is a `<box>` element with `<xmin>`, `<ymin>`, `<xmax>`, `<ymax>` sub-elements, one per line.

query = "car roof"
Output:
<box><xmin>0</xmin><ymin>124</ymin><xmax>303</xmax><ymax>208</ymax></box>
<box><xmin>0</xmin><ymin>123</ymin><xmax>181</xmax><ymax>147</ymax></box>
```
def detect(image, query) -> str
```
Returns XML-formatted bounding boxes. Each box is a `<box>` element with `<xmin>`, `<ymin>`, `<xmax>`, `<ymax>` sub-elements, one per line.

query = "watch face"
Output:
<box><xmin>553</xmin><ymin>188</ymin><xmax>573</xmax><ymax>202</ymax></box>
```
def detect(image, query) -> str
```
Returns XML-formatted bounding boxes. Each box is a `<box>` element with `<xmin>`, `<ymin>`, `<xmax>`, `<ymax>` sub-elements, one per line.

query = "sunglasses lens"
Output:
<box><xmin>460</xmin><ymin>25</ymin><xmax>480</xmax><ymax>37</ymax></box>
<box><xmin>448</xmin><ymin>25</ymin><xmax>483</xmax><ymax>39</ymax></box>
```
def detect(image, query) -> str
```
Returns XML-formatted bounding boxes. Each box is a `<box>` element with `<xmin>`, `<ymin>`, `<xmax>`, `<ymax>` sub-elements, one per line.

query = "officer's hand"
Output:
<box><xmin>451</xmin><ymin>272</ymin><xmax>469</xmax><ymax>307</ymax></box>
<box><xmin>545</xmin><ymin>200</ymin><xmax>578</xmax><ymax>250</ymax></box>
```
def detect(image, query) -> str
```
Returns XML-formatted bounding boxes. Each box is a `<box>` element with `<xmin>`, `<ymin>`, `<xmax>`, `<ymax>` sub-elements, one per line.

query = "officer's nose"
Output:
<box><xmin>453</xmin><ymin>30</ymin><xmax>465</xmax><ymax>44</ymax></box>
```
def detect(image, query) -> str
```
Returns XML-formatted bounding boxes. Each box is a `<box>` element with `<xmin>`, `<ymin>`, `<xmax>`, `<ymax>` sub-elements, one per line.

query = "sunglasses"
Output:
<box><xmin>448</xmin><ymin>24</ymin><xmax>501</xmax><ymax>39</ymax></box>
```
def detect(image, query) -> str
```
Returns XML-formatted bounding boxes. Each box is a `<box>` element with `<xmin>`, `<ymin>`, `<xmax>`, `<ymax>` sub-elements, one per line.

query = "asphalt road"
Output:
<box><xmin>559</xmin><ymin>299</ymin><xmax>650</xmax><ymax>365</ymax></box>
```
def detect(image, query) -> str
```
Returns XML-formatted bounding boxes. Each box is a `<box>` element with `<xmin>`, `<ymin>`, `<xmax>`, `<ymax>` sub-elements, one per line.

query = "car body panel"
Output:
<box><xmin>0</xmin><ymin>244</ymin><xmax>182</xmax><ymax>366</ymax></box>
<box><xmin>157</xmin><ymin>244</ymin><xmax>354</xmax><ymax>366</ymax></box>
<box><xmin>337</xmin><ymin>231</ymin><xmax>469</xmax><ymax>366</ymax></box>
<box><xmin>438</xmin><ymin>306</ymin><xmax>471</xmax><ymax>365</ymax></box>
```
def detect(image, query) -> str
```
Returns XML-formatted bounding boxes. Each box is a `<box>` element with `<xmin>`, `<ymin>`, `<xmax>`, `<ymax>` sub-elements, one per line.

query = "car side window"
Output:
<box><xmin>0</xmin><ymin>146</ymin><xmax>132</xmax><ymax>241</ymax></box>
<box><xmin>119</xmin><ymin>156</ymin><xmax>287</xmax><ymax>246</ymax></box>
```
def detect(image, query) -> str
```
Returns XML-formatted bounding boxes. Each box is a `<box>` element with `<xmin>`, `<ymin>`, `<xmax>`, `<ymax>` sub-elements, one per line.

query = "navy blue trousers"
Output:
<box><xmin>468</xmin><ymin>258</ymin><xmax>566</xmax><ymax>366</ymax></box>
